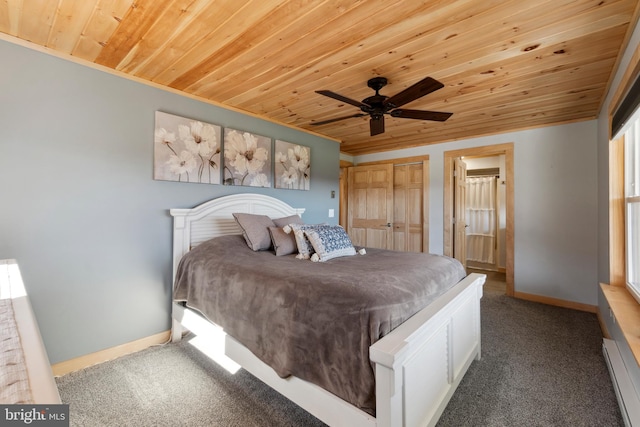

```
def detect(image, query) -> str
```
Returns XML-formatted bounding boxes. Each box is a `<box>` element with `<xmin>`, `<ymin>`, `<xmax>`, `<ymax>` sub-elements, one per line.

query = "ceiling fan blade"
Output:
<box><xmin>315</xmin><ymin>90</ymin><xmax>368</xmax><ymax>108</ymax></box>
<box><xmin>370</xmin><ymin>116</ymin><xmax>385</xmax><ymax>136</ymax></box>
<box><xmin>310</xmin><ymin>113</ymin><xmax>367</xmax><ymax>126</ymax></box>
<box><xmin>383</xmin><ymin>77</ymin><xmax>444</xmax><ymax>108</ymax></box>
<box><xmin>390</xmin><ymin>109</ymin><xmax>452</xmax><ymax>121</ymax></box>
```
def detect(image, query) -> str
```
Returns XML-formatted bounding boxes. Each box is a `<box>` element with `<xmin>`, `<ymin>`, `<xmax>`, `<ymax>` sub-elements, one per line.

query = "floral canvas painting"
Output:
<box><xmin>223</xmin><ymin>129</ymin><xmax>271</xmax><ymax>187</ymax></box>
<box><xmin>154</xmin><ymin>111</ymin><xmax>221</xmax><ymax>184</ymax></box>
<box><xmin>275</xmin><ymin>140</ymin><xmax>310</xmax><ymax>190</ymax></box>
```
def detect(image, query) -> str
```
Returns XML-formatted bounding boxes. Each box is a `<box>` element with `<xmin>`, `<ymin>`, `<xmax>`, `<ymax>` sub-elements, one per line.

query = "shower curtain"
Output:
<box><xmin>466</xmin><ymin>176</ymin><xmax>496</xmax><ymax>264</ymax></box>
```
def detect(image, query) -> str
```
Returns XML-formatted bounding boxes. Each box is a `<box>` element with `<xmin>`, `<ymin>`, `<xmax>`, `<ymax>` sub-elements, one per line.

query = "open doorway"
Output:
<box><xmin>444</xmin><ymin>143</ymin><xmax>514</xmax><ymax>296</ymax></box>
<box><xmin>464</xmin><ymin>156</ymin><xmax>504</xmax><ymax>272</ymax></box>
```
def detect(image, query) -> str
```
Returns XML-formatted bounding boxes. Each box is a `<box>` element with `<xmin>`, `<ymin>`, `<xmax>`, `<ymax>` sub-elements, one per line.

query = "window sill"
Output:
<box><xmin>601</xmin><ymin>283</ymin><xmax>640</xmax><ymax>367</ymax></box>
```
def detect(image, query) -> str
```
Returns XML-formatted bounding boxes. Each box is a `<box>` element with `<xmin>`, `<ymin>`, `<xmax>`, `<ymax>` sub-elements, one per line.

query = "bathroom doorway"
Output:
<box><xmin>444</xmin><ymin>143</ymin><xmax>514</xmax><ymax>296</ymax></box>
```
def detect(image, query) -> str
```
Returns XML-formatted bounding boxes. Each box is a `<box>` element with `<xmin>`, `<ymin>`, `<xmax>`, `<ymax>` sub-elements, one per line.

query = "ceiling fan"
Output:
<box><xmin>311</xmin><ymin>76</ymin><xmax>452</xmax><ymax>136</ymax></box>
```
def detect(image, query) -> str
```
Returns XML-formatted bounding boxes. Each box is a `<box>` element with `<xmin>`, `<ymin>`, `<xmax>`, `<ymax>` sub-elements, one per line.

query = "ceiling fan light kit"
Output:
<box><xmin>313</xmin><ymin>76</ymin><xmax>452</xmax><ymax>136</ymax></box>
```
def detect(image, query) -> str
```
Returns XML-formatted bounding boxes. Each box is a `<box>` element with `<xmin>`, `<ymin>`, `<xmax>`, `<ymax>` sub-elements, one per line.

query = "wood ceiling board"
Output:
<box><xmin>0</xmin><ymin>0</ymin><xmax>22</xmax><ymax>35</ymax></box>
<box><xmin>94</xmin><ymin>0</ymin><xmax>169</xmax><ymax>69</ymax></box>
<box><xmin>384</xmin><ymin>1</ymin><xmax>630</xmax><ymax>85</ymax></box>
<box><xmin>1</xmin><ymin>0</ymin><xmax>638</xmax><ymax>155</ymax></box>
<box><xmin>220</xmin><ymin>0</ymin><xmax>546</xmax><ymax>118</ymax></box>
<box><xmin>333</xmin><ymin>85</ymin><xmax>605</xmax><ymax>143</ymax></box>
<box><xmin>181</xmin><ymin>0</ymin><xmax>359</xmax><ymax>96</ymax></box>
<box><xmin>165</xmin><ymin>0</ymin><xmax>296</xmax><ymax>90</ymax></box>
<box><xmin>187</xmin><ymin>0</ymin><xmax>421</xmax><ymax>100</ymax></box>
<box><xmin>289</xmin><ymin>29</ymin><xmax>624</xmax><ymax>139</ymax></box>
<box><xmin>236</xmin><ymin>0</ymin><xmax>624</xmax><ymax>124</ymax></box>
<box><xmin>71</xmin><ymin>0</ymin><xmax>134</xmax><ymax>61</ymax></box>
<box><xmin>145</xmin><ymin>1</ymin><xmax>260</xmax><ymax>85</ymax></box>
<box><xmin>431</xmin><ymin>59</ymin><xmax>615</xmax><ymax>113</ymax></box>
<box><xmin>18</xmin><ymin>0</ymin><xmax>59</xmax><ymax>45</ymax></box>
<box><xmin>130</xmin><ymin>0</ymin><xmax>263</xmax><ymax>80</ymax></box>
<box><xmin>233</xmin><ymin>0</ymin><xmax>536</xmax><ymax>113</ymax></box>
<box><xmin>46</xmin><ymin>0</ymin><xmax>97</xmax><ymax>53</ymax></box>
<box><xmin>115</xmin><ymin>0</ymin><xmax>212</xmax><ymax>75</ymax></box>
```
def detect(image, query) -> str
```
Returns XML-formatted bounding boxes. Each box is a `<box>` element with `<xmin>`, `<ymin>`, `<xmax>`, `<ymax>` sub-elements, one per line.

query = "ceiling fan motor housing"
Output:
<box><xmin>363</xmin><ymin>77</ymin><xmax>391</xmax><ymax>113</ymax></box>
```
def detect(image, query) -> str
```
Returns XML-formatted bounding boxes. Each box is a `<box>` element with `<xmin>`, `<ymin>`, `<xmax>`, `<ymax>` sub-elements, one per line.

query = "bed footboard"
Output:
<box><xmin>371</xmin><ymin>273</ymin><xmax>484</xmax><ymax>427</ymax></box>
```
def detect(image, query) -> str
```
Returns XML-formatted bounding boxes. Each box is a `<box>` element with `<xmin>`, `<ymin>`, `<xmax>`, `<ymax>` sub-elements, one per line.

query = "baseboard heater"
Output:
<box><xmin>603</xmin><ymin>339</ymin><xmax>640</xmax><ymax>426</ymax></box>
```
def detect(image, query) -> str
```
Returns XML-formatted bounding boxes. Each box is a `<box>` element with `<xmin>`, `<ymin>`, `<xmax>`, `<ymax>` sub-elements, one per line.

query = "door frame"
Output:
<box><xmin>453</xmin><ymin>157</ymin><xmax>467</xmax><ymax>269</ymax></box>
<box><xmin>339</xmin><ymin>159</ymin><xmax>353</xmax><ymax>228</ymax></box>
<box><xmin>444</xmin><ymin>143</ymin><xmax>514</xmax><ymax>296</ymax></box>
<box><xmin>355</xmin><ymin>155</ymin><xmax>430</xmax><ymax>252</ymax></box>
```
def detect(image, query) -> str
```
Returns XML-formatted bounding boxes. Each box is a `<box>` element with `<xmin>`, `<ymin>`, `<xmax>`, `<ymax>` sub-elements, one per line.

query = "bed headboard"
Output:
<box><xmin>170</xmin><ymin>193</ymin><xmax>305</xmax><ymax>279</ymax></box>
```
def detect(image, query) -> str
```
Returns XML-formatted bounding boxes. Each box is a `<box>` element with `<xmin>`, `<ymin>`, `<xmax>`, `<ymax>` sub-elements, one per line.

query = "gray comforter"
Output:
<box><xmin>174</xmin><ymin>235</ymin><xmax>466</xmax><ymax>415</ymax></box>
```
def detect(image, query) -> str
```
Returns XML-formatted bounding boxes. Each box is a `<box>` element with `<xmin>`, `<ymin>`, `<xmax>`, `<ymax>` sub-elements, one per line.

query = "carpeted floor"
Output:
<box><xmin>56</xmin><ymin>291</ymin><xmax>623</xmax><ymax>427</ymax></box>
<box><xmin>438</xmin><ymin>289</ymin><xmax>623</xmax><ymax>426</ymax></box>
<box><xmin>56</xmin><ymin>337</ymin><xmax>325</xmax><ymax>426</ymax></box>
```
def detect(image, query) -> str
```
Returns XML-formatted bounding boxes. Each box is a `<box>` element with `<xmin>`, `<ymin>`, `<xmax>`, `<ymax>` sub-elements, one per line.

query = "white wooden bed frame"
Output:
<box><xmin>170</xmin><ymin>193</ymin><xmax>485</xmax><ymax>427</ymax></box>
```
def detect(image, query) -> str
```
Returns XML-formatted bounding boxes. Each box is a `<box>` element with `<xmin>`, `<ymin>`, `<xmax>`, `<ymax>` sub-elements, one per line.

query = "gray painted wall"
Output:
<box><xmin>352</xmin><ymin>120</ymin><xmax>599</xmax><ymax>306</ymax></box>
<box><xmin>0</xmin><ymin>40</ymin><xmax>340</xmax><ymax>364</ymax></box>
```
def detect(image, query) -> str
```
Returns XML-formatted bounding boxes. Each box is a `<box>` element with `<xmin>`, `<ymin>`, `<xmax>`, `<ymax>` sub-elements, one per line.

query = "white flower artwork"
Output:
<box><xmin>275</xmin><ymin>140</ymin><xmax>310</xmax><ymax>190</ymax></box>
<box><xmin>153</xmin><ymin>111</ymin><xmax>221</xmax><ymax>184</ymax></box>
<box><xmin>223</xmin><ymin>128</ymin><xmax>271</xmax><ymax>187</ymax></box>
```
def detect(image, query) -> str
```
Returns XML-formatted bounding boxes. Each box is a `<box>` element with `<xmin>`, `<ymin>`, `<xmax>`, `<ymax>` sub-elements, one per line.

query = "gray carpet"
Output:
<box><xmin>438</xmin><ymin>290</ymin><xmax>623</xmax><ymax>426</ymax></box>
<box><xmin>56</xmin><ymin>337</ymin><xmax>325</xmax><ymax>426</ymax></box>
<box><xmin>56</xmin><ymin>291</ymin><xmax>623</xmax><ymax>426</ymax></box>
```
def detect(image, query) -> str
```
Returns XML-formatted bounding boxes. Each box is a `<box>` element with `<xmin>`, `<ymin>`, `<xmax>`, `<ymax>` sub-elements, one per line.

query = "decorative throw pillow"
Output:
<box><xmin>232</xmin><ymin>213</ymin><xmax>275</xmax><ymax>251</ymax></box>
<box><xmin>268</xmin><ymin>226</ymin><xmax>298</xmax><ymax>256</ymax></box>
<box><xmin>287</xmin><ymin>223</ymin><xmax>325</xmax><ymax>259</ymax></box>
<box><xmin>273</xmin><ymin>214</ymin><xmax>304</xmax><ymax>228</ymax></box>
<box><xmin>304</xmin><ymin>225</ymin><xmax>356</xmax><ymax>262</ymax></box>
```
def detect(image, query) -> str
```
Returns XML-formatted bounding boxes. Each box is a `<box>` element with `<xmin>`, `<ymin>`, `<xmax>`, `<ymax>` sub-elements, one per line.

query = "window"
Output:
<box><xmin>624</xmin><ymin>119</ymin><xmax>640</xmax><ymax>302</ymax></box>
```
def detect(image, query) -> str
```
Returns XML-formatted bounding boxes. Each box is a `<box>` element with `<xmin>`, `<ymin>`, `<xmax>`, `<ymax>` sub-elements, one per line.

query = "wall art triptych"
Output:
<box><xmin>274</xmin><ymin>140</ymin><xmax>310</xmax><ymax>190</ymax></box>
<box><xmin>153</xmin><ymin>111</ymin><xmax>310</xmax><ymax>190</ymax></box>
<box><xmin>223</xmin><ymin>128</ymin><xmax>271</xmax><ymax>188</ymax></box>
<box><xmin>153</xmin><ymin>111</ymin><xmax>221</xmax><ymax>184</ymax></box>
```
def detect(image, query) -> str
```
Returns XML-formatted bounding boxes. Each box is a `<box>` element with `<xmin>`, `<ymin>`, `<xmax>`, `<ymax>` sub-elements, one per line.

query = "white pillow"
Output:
<box><xmin>304</xmin><ymin>225</ymin><xmax>356</xmax><ymax>262</ymax></box>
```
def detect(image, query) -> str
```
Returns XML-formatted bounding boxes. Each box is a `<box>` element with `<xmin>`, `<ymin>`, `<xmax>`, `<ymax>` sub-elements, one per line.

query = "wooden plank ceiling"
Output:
<box><xmin>1</xmin><ymin>0</ymin><xmax>639</xmax><ymax>155</ymax></box>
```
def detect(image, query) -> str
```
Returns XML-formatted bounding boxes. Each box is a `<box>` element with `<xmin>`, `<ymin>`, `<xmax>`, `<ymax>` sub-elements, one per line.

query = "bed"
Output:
<box><xmin>170</xmin><ymin>193</ymin><xmax>485</xmax><ymax>427</ymax></box>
